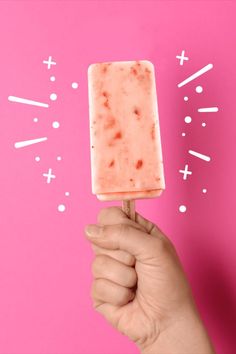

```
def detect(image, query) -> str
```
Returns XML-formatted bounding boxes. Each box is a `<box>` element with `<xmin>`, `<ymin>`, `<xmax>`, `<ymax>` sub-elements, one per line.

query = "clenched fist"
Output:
<box><xmin>85</xmin><ymin>207</ymin><xmax>215</xmax><ymax>354</ymax></box>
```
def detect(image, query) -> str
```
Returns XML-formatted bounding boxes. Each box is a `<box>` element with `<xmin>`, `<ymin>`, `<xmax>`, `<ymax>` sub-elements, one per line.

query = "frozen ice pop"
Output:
<box><xmin>88</xmin><ymin>60</ymin><xmax>165</xmax><ymax>217</ymax></box>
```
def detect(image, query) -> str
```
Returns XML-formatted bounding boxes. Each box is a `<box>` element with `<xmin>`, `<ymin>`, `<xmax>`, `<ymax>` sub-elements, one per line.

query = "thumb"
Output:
<box><xmin>85</xmin><ymin>223</ymin><xmax>159</xmax><ymax>261</ymax></box>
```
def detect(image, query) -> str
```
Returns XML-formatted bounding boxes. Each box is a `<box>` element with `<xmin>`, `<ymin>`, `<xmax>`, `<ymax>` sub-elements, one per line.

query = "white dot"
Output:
<box><xmin>182</xmin><ymin>132</ymin><xmax>186</xmax><ymax>137</ymax></box>
<box><xmin>179</xmin><ymin>205</ymin><xmax>187</xmax><ymax>213</ymax></box>
<box><xmin>184</xmin><ymin>96</ymin><xmax>189</xmax><ymax>101</ymax></box>
<box><xmin>72</xmin><ymin>82</ymin><xmax>79</xmax><ymax>89</ymax></box>
<box><xmin>50</xmin><ymin>93</ymin><xmax>57</xmax><ymax>101</ymax></box>
<box><xmin>35</xmin><ymin>156</ymin><xmax>40</xmax><ymax>162</ymax></box>
<box><xmin>196</xmin><ymin>86</ymin><xmax>203</xmax><ymax>93</ymax></box>
<box><xmin>52</xmin><ymin>121</ymin><xmax>60</xmax><ymax>129</ymax></box>
<box><xmin>65</xmin><ymin>192</ymin><xmax>70</xmax><ymax>196</ymax></box>
<box><xmin>202</xmin><ymin>122</ymin><xmax>206</xmax><ymax>127</ymax></box>
<box><xmin>202</xmin><ymin>189</ymin><xmax>207</xmax><ymax>193</ymax></box>
<box><xmin>58</xmin><ymin>204</ymin><xmax>66</xmax><ymax>212</ymax></box>
<box><xmin>50</xmin><ymin>76</ymin><xmax>56</xmax><ymax>82</ymax></box>
<box><xmin>184</xmin><ymin>116</ymin><xmax>192</xmax><ymax>124</ymax></box>
<box><xmin>57</xmin><ymin>156</ymin><xmax>62</xmax><ymax>161</ymax></box>
<box><xmin>33</xmin><ymin>117</ymin><xmax>38</xmax><ymax>122</ymax></box>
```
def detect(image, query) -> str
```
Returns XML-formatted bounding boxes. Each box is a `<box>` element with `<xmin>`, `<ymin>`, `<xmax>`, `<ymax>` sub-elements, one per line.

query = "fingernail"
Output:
<box><xmin>85</xmin><ymin>224</ymin><xmax>100</xmax><ymax>238</ymax></box>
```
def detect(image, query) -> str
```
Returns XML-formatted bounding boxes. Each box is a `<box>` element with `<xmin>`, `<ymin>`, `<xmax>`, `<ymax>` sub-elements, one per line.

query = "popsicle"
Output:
<box><xmin>87</xmin><ymin>60</ymin><xmax>165</xmax><ymax>219</ymax></box>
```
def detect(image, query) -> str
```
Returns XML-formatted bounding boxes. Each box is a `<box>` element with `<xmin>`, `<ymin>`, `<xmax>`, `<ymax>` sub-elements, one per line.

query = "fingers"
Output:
<box><xmin>97</xmin><ymin>206</ymin><xmax>147</xmax><ymax>233</ymax></box>
<box><xmin>85</xmin><ymin>223</ymin><xmax>157</xmax><ymax>261</ymax></box>
<box><xmin>96</xmin><ymin>207</ymin><xmax>139</xmax><ymax>266</ymax></box>
<box><xmin>97</xmin><ymin>206</ymin><xmax>164</xmax><ymax>239</ymax></box>
<box><xmin>92</xmin><ymin>278</ymin><xmax>135</xmax><ymax>306</ymax></box>
<box><xmin>91</xmin><ymin>244</ymin><xmax>135</xmax><ymax>267</ymax></box>
<box><xmin>97</xmin><ymin>206</ymin><xmax>125</xmax><ymax>224</ymax></box>
<box><xmin>92</xmin><ymin>254</ymin><xmax>137</xmax><ymax>288</ymax></box>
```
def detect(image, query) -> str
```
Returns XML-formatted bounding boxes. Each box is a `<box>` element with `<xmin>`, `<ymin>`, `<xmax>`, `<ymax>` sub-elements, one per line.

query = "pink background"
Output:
<box><xmin>0</xmin><ymin>1</ymin><xmax>235</xmax><ymax>353</ymax></box>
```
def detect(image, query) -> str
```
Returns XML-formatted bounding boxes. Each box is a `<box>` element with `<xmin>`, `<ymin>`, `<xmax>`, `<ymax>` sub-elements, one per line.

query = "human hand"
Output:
<box><xmin>84</xmin><ymin>207</ymin><xmax>215</xmax><ymax>354</ymax></box>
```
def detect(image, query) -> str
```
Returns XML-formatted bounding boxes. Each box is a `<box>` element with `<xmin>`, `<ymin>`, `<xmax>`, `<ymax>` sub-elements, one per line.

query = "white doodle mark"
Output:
<box><xmin>72</xmin><ymin>82</ymin><xmax>78</xmax><ymax>89</ymax></box>
<box><xmin>50</xmin><ymin>93</ymin><xmax>57</xmax><ymax>101</ymax></box>
<box><xmin>15</xmin><ymin>137</ymin><xmax>47</xmax><ymax>149</ymax></box>
<box><xmin>177</xmin><ymin>63</ymin><xmax>213</xmax><ymax>88</ymax></box>
<box><xmin>196</xmin><ymin>86</ymin><xmax>203</xmax><ymax>93</ymax></box>
<box><xmin>176</xmin><ymin>50</ymin><xmax>189</xmax><ymax>66</ymax></box>
<box><xmin>179</xmin><ymin>205</ymin><xmax>187</xmax><ymax>213</ymax></box>
<box><xmin>58</xmin><ymin>204</ymin><xmax>66</xmax><ymax>212</ymax></box>
<box><xmin>43</xmin><ymin>56</ymin><xmax>56</xmax><ymax>69</ymax></box>
<box><xmin>8</xmin><ymin>96</ymin><xmax>49</xmax><ymax>108</ymax></box>
<box><xmin>179</xmin><ymin>164</ymin><xmax>192</xmax><ymax>180</ymax></box>
<box><xmin>52</xmin><ymin>121</ymin><xmax>60</xmax><ymax>129</ymax></box>
<box><xmin>198</xmin><ymin>107</ymin><xmax>218</xmax><ymax>112</ymax></box>
<box><xmin>185</xmin><ymin>116</ymin><xmax>192</xmax><ymax>123</ymax></box>
<box><xmin>188</xmin><ymin>150</ymin><xmax>211</xmax><ymax>162</ymax></box>
<box><xmin>43</xmin><ymin>168</ymin><xmax>56</xmax><ymax>184</ymax></box>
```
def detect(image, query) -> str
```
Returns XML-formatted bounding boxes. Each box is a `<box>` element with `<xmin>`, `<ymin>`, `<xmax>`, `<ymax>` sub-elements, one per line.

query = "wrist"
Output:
<box><xmin>139</xmin><ymin>303</ymin><xmax>215</xmax><ymax>354</ymax></box>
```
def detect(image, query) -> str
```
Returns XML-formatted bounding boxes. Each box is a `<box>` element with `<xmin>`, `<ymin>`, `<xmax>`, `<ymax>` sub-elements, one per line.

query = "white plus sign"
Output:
<box><xmin>43</xmin><ymin>168</ymin><xmax>56</xmax><ymax>183</ymax></box>
<box><xmin>176</xmin><ymin>50</ymin><xmax>189</xmax><ymax>65</ymax></box>
<box><xmin>43</xmin><ymin>56</ymin><xmax>56</xmax><ymax>69</ymax></box>
<box><xmin>179</xmin><ymin>164</ymin><xmax>192</xmax><ymax>180</ymax></box>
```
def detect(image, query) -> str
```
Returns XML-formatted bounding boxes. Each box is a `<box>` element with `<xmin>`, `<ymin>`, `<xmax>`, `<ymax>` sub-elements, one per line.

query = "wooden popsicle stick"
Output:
<box><xmin>122</xmin><ymin>200</ymin><xmax>136</xmax><ymax>221</ymax></box>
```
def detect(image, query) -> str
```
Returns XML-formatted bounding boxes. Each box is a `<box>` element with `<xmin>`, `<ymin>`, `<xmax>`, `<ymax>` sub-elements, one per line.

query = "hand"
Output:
<box><xmin>84</xmin><ymin>207</ymin><xmax>215</xmax><ymax>354</ymax></box>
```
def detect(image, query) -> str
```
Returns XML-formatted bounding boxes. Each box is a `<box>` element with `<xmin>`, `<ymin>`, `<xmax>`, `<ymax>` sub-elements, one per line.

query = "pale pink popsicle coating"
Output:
<box><xmin>88</xmin><ymin>60</ymin><xmax>165</xmax><ymax>201</ymax></box>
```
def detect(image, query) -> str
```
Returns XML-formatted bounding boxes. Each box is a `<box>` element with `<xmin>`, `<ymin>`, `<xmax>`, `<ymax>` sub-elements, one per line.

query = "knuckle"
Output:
<box><xmin>118</xmin><ymin>288</ymin><xmax>132</xmax><ymax>305</ymax></box>
<box><xmin>96</xmin><ymin>254</ymin><xmax>109</xmax><ymax>267</ymax></box>
<box><xmin>101</xmin><ymin>224</ymin><xmax>110</xmax><ymax>235</ymax></box>
<box><xmin>92</xmin><ymin>255</ymin><xmax>108</xmax><ymax>275</ymax></box>
<box><xmin>92</xmin><ymin>300</ymin><xmax>102</xmax><ymax>311</ymax></box>
<box><xmin>109</xmin><ymin>206</ymin><xmax>121</xmax><ymax>214</ymax></box>
<box><xmin>97</xmin><ymin>207</ymin><xmax>109</xmax><ymax>223</ymax></box>
<box><xmin>127</xmin><ymin>268</ymin><xmax>137</xmax><ymax>287</ymax></box>
<box><xmin>91</xmin><ymin>259</ymin><xmax>97</xmax><ymax>276</ymax></box>
<box><xmin>118</xmin><ymin>223</ymin><xmax>132</xmax><ymax>239</ymax></box>
<box><xmin>91</xmin><ymin>278</ymin><xmax>104</xmax><ymax>298</ymax></box>
<box><xmin>90</xmin><ymin>281</ymin><xmax>96</xmax><ymax>299</ymax></box>
<box><xmin>97</xmin><ymin>206</ymin><xmax>121</xmax><ymax>223</ymax></box>
<box><xmin>124</xmin><ymin>253</ymin><xmax>136</xmax><ymax>266</ymax></box>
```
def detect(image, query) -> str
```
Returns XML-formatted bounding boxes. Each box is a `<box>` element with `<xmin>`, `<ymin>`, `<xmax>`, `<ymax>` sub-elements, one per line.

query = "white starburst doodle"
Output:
<box><xmin>9</xmin><ymin>57</ymin><xmax>77</xmax><ymax>212</ymax></box>
<box><xmin>177</xmin><ymin>54</ymin><xmax>218</xmax><ymax>213</ymax></box>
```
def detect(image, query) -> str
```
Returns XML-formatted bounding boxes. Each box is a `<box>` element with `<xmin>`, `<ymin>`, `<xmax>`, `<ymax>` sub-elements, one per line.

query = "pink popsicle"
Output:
<box><xmin>88</xmin><ymin>60</ymin><xmax>165</xmax><ymax>207</ymax></box>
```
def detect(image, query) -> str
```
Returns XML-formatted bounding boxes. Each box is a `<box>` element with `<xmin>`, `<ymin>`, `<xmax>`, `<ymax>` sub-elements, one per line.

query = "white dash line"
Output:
<box><xmin>8</xmin><ymin>96</ymin><xmax>49</xmax><ymax>108</ymax></box>
<box><xmin>188</xmin><ymin>150</ymin><xmax>211</xmax><ymax>162</ymax></box>
<box><xmin>198</xmin><ymin>107</ymin><xmax>219</xmax><ymax>112</ymax></box>
<box><xmin>14</xmin><ymin>137</ymin><xmax>48</xmax><ymax>149</ymax></box>
<box><xmin>177</xmin><ymin>63</ymin><xmax>213</xmax><ymax>88</ymax></box>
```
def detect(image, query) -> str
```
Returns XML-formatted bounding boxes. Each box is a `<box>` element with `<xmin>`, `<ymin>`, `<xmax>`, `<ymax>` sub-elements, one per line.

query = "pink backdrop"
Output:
<box><xmin>0</xmin><ymin>1</ymin><xmax>235</xmax><ymax>353</ymax></box>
